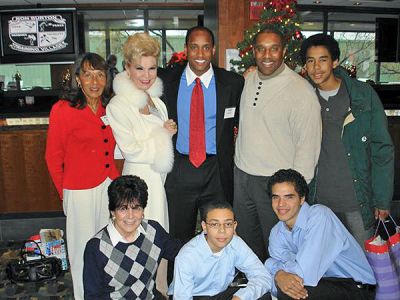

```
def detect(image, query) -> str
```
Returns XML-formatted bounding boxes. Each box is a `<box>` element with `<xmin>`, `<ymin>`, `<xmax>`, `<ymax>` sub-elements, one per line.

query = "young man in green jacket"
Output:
<box><xmin>300</xmin><ymin>33</ymin><xmax>394</xmax><ymax>246</ymax></box>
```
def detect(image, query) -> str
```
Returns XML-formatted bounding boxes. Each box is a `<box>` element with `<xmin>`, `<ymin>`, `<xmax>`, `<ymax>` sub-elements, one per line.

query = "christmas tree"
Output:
<box><xmin>231</xmin><ymin>0</ymin><xmax>303</xmax><ymax>74</ymax></box>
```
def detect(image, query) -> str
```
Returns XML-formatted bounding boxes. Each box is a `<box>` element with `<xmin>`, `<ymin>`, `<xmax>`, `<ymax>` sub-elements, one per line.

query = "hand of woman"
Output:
<box><xmin>164</xmin><ymin>119</ymin><xmax>177</xmax><ymax>136</ymax></box>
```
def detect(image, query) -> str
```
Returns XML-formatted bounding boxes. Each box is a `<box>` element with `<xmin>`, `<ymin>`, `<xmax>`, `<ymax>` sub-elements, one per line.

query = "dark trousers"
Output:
<box><xmin>277</xmin><ymin>277</ymin><xmax>375</xmax><ymax>300</ymax></box>
<box><xmin>233</xmin><ymin>166</ymin><xmax>278</xmax><ymax>262</ymax></box>
<box><xmin>165</xmin><ymin>153</ymin><xmax>225</xmax><ymax>282</ymax></box>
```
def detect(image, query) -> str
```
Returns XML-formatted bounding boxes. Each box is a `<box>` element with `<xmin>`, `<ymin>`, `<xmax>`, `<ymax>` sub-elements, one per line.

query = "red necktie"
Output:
<box><xmin>189</xmin><ymin>77</ymin><xmax>206</xmax><ymax>168</ymax></box>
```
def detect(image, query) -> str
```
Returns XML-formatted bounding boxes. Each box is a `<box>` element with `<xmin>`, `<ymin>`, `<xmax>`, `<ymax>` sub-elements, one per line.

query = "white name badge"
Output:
<box><xmin>224</xmin><ymin>107</ymin><xmax>236</xmax><ymax>119</ymax></box>
<box><xmin>100</xmin><ymin>115</ymin><xmax>110</xmax><ymax>126</ymax></box>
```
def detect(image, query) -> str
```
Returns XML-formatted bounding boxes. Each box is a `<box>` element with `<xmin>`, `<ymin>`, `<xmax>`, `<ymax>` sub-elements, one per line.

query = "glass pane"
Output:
<box><xmin>87</xmin><ymin>31</ymin><xmax>106</xmax><ymax>59</ymax></box>
<box><xmin>110</xmin><ymin>30</ymin><xmax>142</xmax><ymax>71</ymax></box>
<box><xmin>148</xmin><ymin>10</ymin><xmax>201</xmax><ymax>30</ymax></box>
<box><xmin>148</xmin><ymin>30</ymin><xmax>163</xmax><ymax>66</ymax></box>
<box><xmin>333</xmin><ymin>32</ymin><xmax>376</xmax><ymax>82</ymax></box>
<box><xmin>165</xmin><ymin>30</ymin><xmax>187</xmax><ymax>66</ymax></box>
<box><xmin>299</xmin><ymin>10</ymin><xmax>323</xmax><ymax>32</ymax></box>
<box><xmin>380</xmin><ymin>63</ymin><xmax>400</xmax><ymax>83</ymax></box>
<box><xmin>0</xmin><ymin>64</ymin><xmax>51</xmax><ymax>89</ymax></box>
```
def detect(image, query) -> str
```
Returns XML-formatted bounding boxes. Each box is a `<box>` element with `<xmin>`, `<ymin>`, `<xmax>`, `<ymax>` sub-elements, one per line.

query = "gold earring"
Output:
<box><xmin>77</xmin><ymin>82</ymin><xmax>81</xmax><ymax>88</ymax></box>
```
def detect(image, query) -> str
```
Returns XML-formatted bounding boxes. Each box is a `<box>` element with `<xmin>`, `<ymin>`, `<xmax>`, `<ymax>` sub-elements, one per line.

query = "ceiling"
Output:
<box><xmin>0</xmin><ymin>0</ymin><xmax>399</xmax><ymax>9</ymax></box>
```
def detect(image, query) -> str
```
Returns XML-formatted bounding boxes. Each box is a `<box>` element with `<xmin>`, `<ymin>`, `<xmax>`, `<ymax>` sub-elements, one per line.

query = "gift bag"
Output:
<box><xmin>364</xmin><ymin>216</ymin><xmax>400</xmax><ymax>300</ymax></box>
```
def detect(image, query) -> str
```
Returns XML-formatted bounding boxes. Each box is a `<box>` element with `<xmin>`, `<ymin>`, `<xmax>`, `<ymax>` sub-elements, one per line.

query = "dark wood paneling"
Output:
<box><xmin>218</xmin><ymin>0</ymin><xmax>254</xmax><ymax>68</ymax></box>
<box><xmin>0</xmin><ymin>127</ymin><xmax>125</xmax><ymax>213</ymax></box>
<box><xmin>0</xmin><ymin>129</ymin><xmax>61</xmax><ymax>213</ymax></box>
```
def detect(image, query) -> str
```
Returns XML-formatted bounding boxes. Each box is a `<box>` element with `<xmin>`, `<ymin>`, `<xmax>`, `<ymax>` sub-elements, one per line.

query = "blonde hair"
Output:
<box><xmin>123</xmin><ymin>32</ymin><xmax>160</xmax><ymax>65</ymax></box>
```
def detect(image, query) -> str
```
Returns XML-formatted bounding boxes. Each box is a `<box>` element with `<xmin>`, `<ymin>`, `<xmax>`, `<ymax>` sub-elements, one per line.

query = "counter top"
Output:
<box><xmin>0</xmin><ymin>124</ymin><xmax>48</xmax><ymax>131</ymax></box>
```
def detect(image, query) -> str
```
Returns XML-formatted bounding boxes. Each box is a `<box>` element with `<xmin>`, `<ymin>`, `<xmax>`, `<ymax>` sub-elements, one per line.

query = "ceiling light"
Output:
<box><xmin>353</xmin><ymin>2</ymin><xmax>362</xmax><ymax>5</ymax></box>
<box><xmin>313</xmin><ymin>0</ymin><xmax>322</xmax><ymax>3</ymax></box>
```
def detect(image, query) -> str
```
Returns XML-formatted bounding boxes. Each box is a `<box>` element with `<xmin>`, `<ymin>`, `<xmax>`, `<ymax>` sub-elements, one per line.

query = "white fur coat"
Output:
<box><xmin>107</xmin><ymin>71</ymin><xmax>174</xmax><ymax>174</ymax></box>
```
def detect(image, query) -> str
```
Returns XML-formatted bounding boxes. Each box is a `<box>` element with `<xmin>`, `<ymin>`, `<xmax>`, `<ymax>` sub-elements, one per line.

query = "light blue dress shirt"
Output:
<box><xmin>169</xmin><ymin>232</ymin><xmax>272</xmax><ymax>300</ymax></box>
<box><xmin>176</xmin><ymin>65</ymin><xmax>217</xmax><ymax>155</ymax></box>
<box><xmin>265</xmin><ymin>202</ymin><xmax>376</xmax><ymax>296</ymax></box>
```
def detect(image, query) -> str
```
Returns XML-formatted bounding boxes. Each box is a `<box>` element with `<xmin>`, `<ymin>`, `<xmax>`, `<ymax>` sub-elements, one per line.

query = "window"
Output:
<box><xmin>299</xmin><ymin>7</ymin><xmax>400</xmax><ymax>83</ymax></box>
<box><xmin>0</xmin><ymin>64</ymin><xmax>51</xmax><ymax>89</ymax></box>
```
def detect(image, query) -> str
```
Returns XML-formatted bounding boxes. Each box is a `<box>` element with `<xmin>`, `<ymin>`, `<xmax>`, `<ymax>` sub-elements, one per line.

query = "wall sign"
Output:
<box><xmin>8</xmin><ymin>15</ymin><xmax>68</xmax><ymax>53</ymax></box>
<box><xmin>250</xmin><ymin>1</ymin><xmax>265</xmax><ymax>21</ymax></box>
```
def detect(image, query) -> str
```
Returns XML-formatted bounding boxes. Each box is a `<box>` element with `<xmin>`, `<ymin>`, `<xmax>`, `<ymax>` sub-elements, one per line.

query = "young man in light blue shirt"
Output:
<box><xmin>265</xmin><ymin>169</ymin><xmax>376</xmax><ymax>300</ymax></box>
<box><xmin>169</xmin><ymin>201</ymin><xmax>272</xmax><ymax>300</ymax></box>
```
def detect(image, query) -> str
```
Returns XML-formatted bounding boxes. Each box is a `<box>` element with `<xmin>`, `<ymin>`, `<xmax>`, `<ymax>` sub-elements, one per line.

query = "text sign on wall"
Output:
<box><xmin>250</xmin><ymin>1</ymin><xmax>265</xmax><ymax>21</ymax></box>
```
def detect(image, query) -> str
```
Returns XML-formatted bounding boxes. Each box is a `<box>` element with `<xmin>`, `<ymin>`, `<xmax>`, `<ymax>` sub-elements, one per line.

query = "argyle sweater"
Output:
<box><xmin>83</xmin><ymin>219</ymin><xmax>181</xmax><ymax>299</ymax></box>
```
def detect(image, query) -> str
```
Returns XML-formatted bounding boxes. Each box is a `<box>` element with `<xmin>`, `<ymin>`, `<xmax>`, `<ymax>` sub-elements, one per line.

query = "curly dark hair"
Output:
<box><xmin>267</xmin><ymin>169</ymin><xmax>309</xmax><ymax>200</ymax></box>
<box><xmin>199</xmin><ymin>201</ymin><xmax>234</xmax><ymax>222</ymax></box>
<box><xmin>300</xmin><ymin>33</ymin><xmax>340</xmax><ymax>65</ymax></box>
<box><xmin>59</xmin><ymin>52</ymin><xmax>112</xmax><ymax>109</ymax></box>
<box><xmin>108</xmin><ymin>175</ymin><xmax>148</xmax><ymax>212</ymax></box>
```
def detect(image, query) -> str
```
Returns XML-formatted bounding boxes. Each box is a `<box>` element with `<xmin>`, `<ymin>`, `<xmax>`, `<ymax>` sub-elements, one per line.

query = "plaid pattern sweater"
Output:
<box><xmin>83</xmin><ymin>219</ymin><xmax>180</xmax><ymax>299</ymax></box>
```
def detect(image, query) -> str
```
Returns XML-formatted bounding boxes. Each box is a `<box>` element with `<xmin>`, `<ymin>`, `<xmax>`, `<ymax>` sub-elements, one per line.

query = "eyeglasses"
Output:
<box><xmin>206</xmin><ymin>221</ymin><xmax>237</xmax><ymax>230</ymax></box>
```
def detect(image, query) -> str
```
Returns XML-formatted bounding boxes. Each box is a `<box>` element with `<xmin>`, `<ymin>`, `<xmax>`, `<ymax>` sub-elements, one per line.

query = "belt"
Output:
<box><xmin>355</xmin><ymin>282</ymin><xmax>376</xmax><ymax>291</ymax></box>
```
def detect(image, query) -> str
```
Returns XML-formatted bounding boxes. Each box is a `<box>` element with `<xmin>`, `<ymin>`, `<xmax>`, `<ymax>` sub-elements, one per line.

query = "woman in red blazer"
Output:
<box><xmin>45</xmin><ymin>53</ymin><xmax>119</xmax><ymax>300</ymax></box>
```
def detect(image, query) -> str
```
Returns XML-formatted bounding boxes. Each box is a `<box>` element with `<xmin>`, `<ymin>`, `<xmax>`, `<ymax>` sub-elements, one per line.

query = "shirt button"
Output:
<box><xmin>104</xmin><ymin>138</ymin><xmax>108</xmax><ymax>143</ymax></box>
<box><xmin>257</xmin><ymin>86</ymin><xmax>261</xmax><ymax>90</ymax></box>
<box><xmin>101</xmin><ymin>125</ymin><xmax>106</xmax><ymax>129</ymax></box>
<box><xmin>256</xmin><ymin>92</ymin><xmax>259</xmax><ymax>95</ymax></box>
<box><xmin>105</xmin><ymin>164</ymin><xmax>110</xmax><ymax>168</ymax></box>
<box><xmin>253</xmin><ymin>103</ymin><xmax>256</xmax><ymax>106</ymax></box>
<box><xmin>354</xmin><ymin>179</ymin><xmax>357</xmax><ymax>183</ymax></box>
<box><xmin>105</xmin><ymin>151</ymin><xmax>109</xmax><ymax>156</ymax></box>
<box><xmin>254</xmin><ymin>98</ymin><xmax>258</xmax><ymax>101</ymax></box>
<box><xmin>347</xmin><ymin>153</ymin><xmax>351</xmax><ymax>156</ymax></box>
<box><xmin>326</xmin><ymin>108</ymin><xmax>330</xmax><ymax>112</ymax></box>
<box><xmin>259</xmin><ymin>81</ymin><xmax>262</xmax><ymax>85</ymax></box>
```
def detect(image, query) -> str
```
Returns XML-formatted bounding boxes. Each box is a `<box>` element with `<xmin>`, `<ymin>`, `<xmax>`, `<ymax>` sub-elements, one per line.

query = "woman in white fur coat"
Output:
<box><xmin>106</xmin><ymin>33</ymin><xmax>176</xmax><ymax>297</ymax></box>
<box><xmin>107</xmin><ymin>33</ymin><xmax>176</xmax><ymax>231</ymax></box>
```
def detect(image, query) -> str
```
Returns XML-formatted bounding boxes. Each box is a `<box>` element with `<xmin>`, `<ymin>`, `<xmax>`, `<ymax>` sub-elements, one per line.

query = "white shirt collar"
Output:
<box><xmin>185</xmin><ymin>64</ymin><xmax>214</xmax><ymax>88</ymax></box>
<box><xmin>107</xmin><ymin>219</ymin><xmax>146</xmax><ymax>246</ymax></box>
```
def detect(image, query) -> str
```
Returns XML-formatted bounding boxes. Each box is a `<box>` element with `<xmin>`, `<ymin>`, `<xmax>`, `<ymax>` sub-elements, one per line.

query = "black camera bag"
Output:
<box><xmin>6</xmin><ymin>240</ymin><xmax>63</xmax><ymax>283</ymax></box>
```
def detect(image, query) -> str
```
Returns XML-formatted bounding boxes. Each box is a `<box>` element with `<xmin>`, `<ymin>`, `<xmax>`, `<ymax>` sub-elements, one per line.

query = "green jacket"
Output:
<box><xmin>309</xmin><ymin>67</ymin><xmax>394</xmax><ymax>229</ymax></box>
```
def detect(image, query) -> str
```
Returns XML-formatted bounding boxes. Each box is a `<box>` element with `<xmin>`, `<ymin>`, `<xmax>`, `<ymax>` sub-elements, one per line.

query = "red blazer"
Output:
<box><xmin>45</xmin><ymin>100</ymin><xmax>120</xmax><ymax>199</ymax></box>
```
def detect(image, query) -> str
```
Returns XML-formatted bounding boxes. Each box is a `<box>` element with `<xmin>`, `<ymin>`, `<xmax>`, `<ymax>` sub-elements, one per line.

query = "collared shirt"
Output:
<box><xmin>169</xmin><ymin>232</ymin><xmax>271</xmax><ymax>300</ymax></box>
<box><xmin>265</xmin><ymin>202</ymin><xmax>376</xmax><ymax>296</ymax></box>
<box><xmin>107</xmin><ymin>219</ymin><xmax>146</xmax><ymax>246</ymax></box>
<box><xmin>176</xmin><ymin>64</ymin><xmax>217</xmax><ymax>155</ymax></box>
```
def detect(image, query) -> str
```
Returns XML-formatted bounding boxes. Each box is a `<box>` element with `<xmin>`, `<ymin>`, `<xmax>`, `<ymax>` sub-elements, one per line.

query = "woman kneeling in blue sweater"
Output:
<box><xmin>83</xmin><ymin>175</ymin><xmax>181</xmax><ymax>299</ymax></box>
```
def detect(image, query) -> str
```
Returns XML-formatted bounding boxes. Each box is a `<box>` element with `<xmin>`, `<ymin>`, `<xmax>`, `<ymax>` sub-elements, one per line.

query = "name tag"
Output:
<box><xmin>100</xmin><ymin>115</ymin><xmax>110</xmax><ymax>126</ymax></box>
<box><xmin>224</xmin><ymin>107</ymin><xmax>236</xmax><ymax>119</ymax></box>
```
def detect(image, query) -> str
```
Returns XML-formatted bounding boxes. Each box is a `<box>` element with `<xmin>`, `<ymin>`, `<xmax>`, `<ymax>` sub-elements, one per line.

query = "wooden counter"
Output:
<box><xmin>0</xmin><ymin>125</ymin><xmax>124</xmax><ymax>214</ymax></box>
<box><xmin>0</xmin><ymin>126</ymin><xmax>60</xmax><ymax>213</ymax></box>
